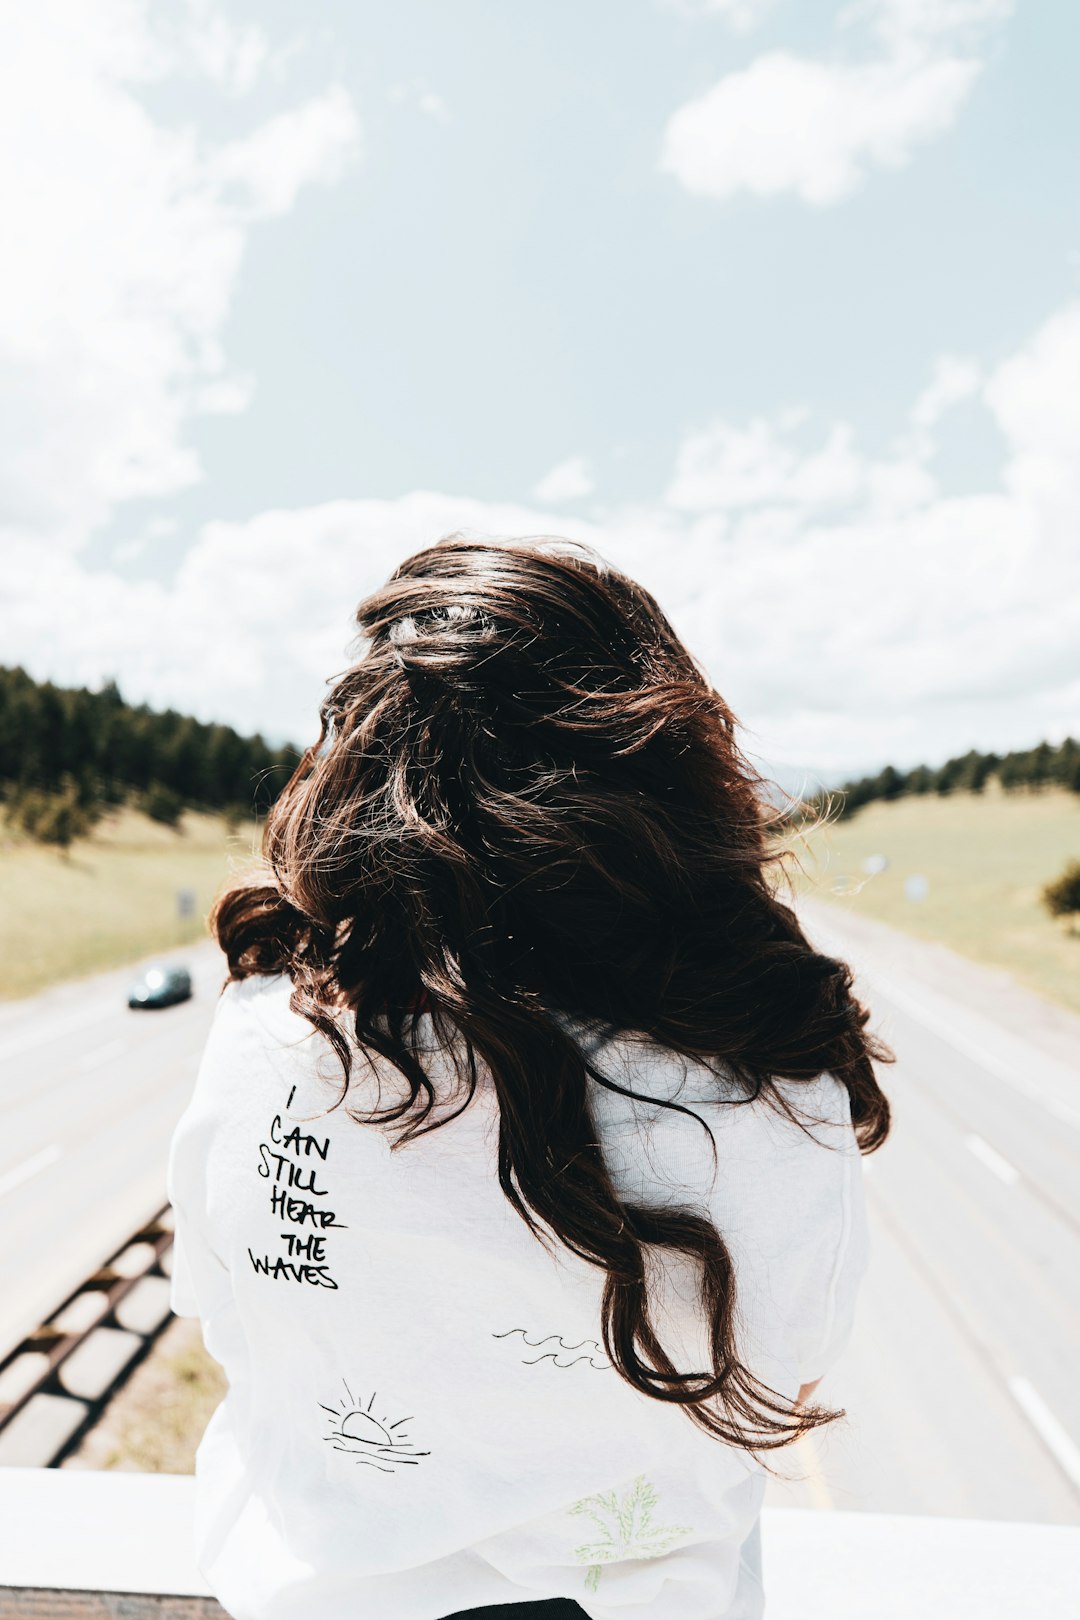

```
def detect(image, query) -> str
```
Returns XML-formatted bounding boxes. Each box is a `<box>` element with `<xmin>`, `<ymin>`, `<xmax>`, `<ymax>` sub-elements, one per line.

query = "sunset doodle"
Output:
<box><xmin>319</xmin><ymin>1379</ymin><xmax>431</xmax><ymax>1472</ymax></box>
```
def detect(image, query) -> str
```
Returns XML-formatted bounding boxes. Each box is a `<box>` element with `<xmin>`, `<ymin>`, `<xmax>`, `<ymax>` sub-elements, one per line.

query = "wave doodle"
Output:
<box><xmin>493</xmin><ymin>1328</ymin><xmax>610</xmax><ymax>1370</ymax></box>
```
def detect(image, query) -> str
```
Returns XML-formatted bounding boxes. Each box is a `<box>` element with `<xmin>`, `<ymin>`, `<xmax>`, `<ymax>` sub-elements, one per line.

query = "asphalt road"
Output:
<box><xmin>1</xmin><ymin>911</ymin><xmax>1078</xmax><ymax>1524</ymax></box>
<box><xmin>763</xmin><ymin>899</ymin><xmax>1080</xmax><ymax>1524</ymax></box>
<box><xmin>0</xmin><ymin>943</ymin><xmax>225</xmax><ymax>1358</ymax></box>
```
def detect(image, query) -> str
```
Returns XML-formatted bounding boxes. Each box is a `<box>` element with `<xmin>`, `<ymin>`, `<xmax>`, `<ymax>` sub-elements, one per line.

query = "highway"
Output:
<box><xmin>1</xmin><ymin>911</ymin><xmax>1078</xmax><ymax>1524</ymax></box>
<box><xmin>0</xmin><ymin>944</ymin><xmax>225</xmax><ymax>1358</ymax></box>
<box><xmin>764</xmin><ymin>899</ymin><xmax>1080</xmax><ymax>1524</ymax></box>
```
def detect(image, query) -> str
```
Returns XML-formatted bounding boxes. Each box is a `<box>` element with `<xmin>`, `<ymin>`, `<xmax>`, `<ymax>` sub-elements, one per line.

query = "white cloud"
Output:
<box><xmin>0</xmin><ymin>0</ymin><xmax>360</xmax><ymax>550</ymax></box>
<box><xmin>910</xmin><ymin>353</ymin><xmax>982</xmax><ymax>430</ymax></box>
<box><xmin>984</xmin><ymin>303</ymin><xmax>1080</xmax><ymax>537</ymax></box>
<box><xmin>666</xmin><ymin>414</ymin><xmax>933</xmax><ymax>515</ymax></box>
<box><xmin>661</xmin><ymin>0</ymin><xmax>775</xmax><ymax>32</ymax></box>
<box><xmin>532</xmin><ymin>456</ymin><xmax>595</xmax><ymax>503</ymax></box>
<box><xmin>170</xmin><ymin>0</ymin><xmax>271</xmax><ymax>95</ymax></box>
<box><xmin>660</xmin><ymin>0</ymin><xmax>1010</xmax><ymax>206</ymax></box>
<box><xmin>387</xmin><ymin>80</ymin><xmax>451</xmax><ymax>123</ymax></box>
<box><xmin>668</xmin><ymin>416</ymin><xmax>859</xmax><ymax>511</ymax></box>
<box><xmin>418</xmin><ymin>91</ymin><xmax>450</xmax><ymax>122</ymax></box>
<box><xmin>213</xmin><ymin>86</ymin><xmax>361</xmax><ymax>217</ymax></box>
<box><xmin>661</xmin><ymin>51</ymin><xmax>977</xmax><ymax>205</ymax></box>
<box><xmin>867</xmin><ymin>0</ymin><xmax>1013</xmax><ymax>54</ymax></box>
<box><xmin>5</xmin><ymin>300</ymin><xmax>1080</xmax><ymax>778</ymax></box>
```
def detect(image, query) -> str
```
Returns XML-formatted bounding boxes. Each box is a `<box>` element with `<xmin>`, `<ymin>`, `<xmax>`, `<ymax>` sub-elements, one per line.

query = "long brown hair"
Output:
<box><xmin>213</xmin><ymin>535</ymin><xmax>891</xmax><ymax>1454</ymax></box>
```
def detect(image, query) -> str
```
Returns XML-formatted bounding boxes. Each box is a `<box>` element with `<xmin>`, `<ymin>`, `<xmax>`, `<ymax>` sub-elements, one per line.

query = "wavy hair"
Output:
<box><xmin>212</xmin><ymin>535</ymin><xmax>891</xmax><ymax>1454</ymax></box>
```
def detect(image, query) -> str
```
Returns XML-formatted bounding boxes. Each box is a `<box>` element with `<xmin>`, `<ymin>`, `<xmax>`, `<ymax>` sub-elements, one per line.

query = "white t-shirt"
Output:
<box><xmin>167</xmin><ymin>973</ymin><xmax>869</xmax><ymax>1620</ymax></box>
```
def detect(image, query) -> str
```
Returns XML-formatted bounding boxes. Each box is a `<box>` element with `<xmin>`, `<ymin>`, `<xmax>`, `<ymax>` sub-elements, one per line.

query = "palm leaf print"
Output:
<box><xmin>568</xmin><ymin>1475</ymin><xmax>693</xmax><ymax>1592</ymax></box>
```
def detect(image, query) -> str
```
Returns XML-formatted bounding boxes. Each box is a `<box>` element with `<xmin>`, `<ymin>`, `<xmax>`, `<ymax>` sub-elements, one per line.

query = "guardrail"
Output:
<box><xmin>0</xmin><ymin>1208</ymin><xmax>176</xmax><ymax>1468</ymax></box>
<box><xmin>0</xmin><ymin>1470</ymin><xmax>1077</xmax><ymax>1619</ymax></box>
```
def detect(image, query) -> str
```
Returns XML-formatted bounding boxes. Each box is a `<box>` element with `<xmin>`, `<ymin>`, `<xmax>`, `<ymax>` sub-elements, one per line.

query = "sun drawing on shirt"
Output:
<box><xmin>319</xmin><ymin>1380</ymin><xmax>430</xmax><ymax>1472</ymax></box>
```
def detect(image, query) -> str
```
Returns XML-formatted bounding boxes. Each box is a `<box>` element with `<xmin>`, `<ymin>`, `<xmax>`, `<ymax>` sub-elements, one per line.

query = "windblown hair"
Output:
<box><xmin>213</xmin><ymin>535</ymin><xmax>891</xmax><ymax>1454</ymax></box>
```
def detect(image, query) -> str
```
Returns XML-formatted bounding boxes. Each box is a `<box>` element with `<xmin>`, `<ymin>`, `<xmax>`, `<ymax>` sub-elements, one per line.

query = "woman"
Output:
<box><xmin>168</xmin><ymin>535</ymin><xmax>891</xmax><ymax>1620</ymax></box>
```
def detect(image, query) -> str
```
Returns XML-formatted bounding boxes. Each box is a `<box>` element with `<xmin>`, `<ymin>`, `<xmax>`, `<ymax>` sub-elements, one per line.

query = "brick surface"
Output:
<box><xmin>0</xmin><ymin>1593</ymin><xmax>226</xmax><ymax>1617</ymax></box>
<box><xmin>0</xmin><ymin>1392</ymin><xmax>90</xmax><ymax>1466</ymax></box>
<box><xmin>57</xmin><ymin>1328</ymin><xmax>143</xmax><ymax>1401</ymax></box>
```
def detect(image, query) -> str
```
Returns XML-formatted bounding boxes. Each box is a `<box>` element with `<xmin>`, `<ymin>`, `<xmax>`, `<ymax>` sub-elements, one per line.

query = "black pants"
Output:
<box><xmin>439</xmin><ymin>1603</ymin><xmax>588</xmax><ymax>1618</ymax></box>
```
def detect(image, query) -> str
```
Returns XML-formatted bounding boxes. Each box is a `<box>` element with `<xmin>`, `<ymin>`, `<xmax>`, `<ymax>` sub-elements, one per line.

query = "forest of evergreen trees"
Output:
<box><xmin>0</xmin><ymin>666</ymin><xmax>300</xmax><ymax>848</ymax></box>
<box><xmin>826</xmin><ymin>737</ymin><xmax>1080</xmax><ymax>819</ymax></box>
<box><xmin>2</xmin><ymin>662</ymin><xmax>1076</xmax><ymax>851</ymax></box>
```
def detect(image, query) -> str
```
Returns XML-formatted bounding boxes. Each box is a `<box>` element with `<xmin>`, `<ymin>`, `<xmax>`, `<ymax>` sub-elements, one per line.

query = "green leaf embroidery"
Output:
<box><xmin>568</xmin><ymin>1475</ymin><xmax>693</xmax><ymax>1593</ymax></box>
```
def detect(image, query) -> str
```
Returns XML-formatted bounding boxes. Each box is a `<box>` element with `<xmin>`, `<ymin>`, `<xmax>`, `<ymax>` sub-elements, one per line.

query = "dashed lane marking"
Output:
<box><xmin>964</xmin><ymin>1134</ymin><xmax>1020</xmax><ymax>1186</ymax></box>
<box><xmin>0</xmin><ymin>1144</ymin><xmax>62</xmax><ymax>1200</ymax></box>
<box><xmin>1008</xmin><ymin>1376</ymin><xmax>1080</xmax><ymax>1492</ymax></box>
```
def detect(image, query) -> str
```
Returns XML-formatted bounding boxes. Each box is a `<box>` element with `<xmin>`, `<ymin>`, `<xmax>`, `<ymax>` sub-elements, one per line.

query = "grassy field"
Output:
<box><xmin>784</xmin><ymin>784</ymin><xmax>1080</xmax><ymax>1016</ymax></box>
<box><xmin>61</xmin><ymin>1315</ymin><xmax>226</xmax><ymax>1474</ymax></box>
<box><xmin>0</xmin><ymin>807</ymin><xmax>262</xmax><ymax>1001</ymax></box>
<box><xmin>3</xmin><ymin>787</ymin><xmax>1078</xmax><ymax>1018</ymax></box>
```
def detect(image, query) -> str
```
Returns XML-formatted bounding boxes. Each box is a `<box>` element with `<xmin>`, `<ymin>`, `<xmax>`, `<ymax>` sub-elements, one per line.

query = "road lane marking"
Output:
<box><xmin>799</xmin><ymin>915</ymin><xmax>1080</xmax><ymax>1130</ymax></box>
<box><xmin>964</xmin><ymin>1134</ymin><xmax>1019</xmax><ymax>1186</ymax></box>
<box><xmin>0</xmin><ymin>1144</ymin><xmax>62</xmax><ymax>1200</ymax></box>
<box><xmin>76</xmin><ymin>1037</ymin><xmax>129</xmax><ymax>1074</ymax></box>
<box><xmin>870</xmin><ymin>1174</ymin><xmax>1080</xmax><ymax>1502</ymax></box>
<box><xmin>878</xmin><ymin>983</ymin><xmax>1080</xmax><ymax>1131</ymax></box>
<box><xmin>1008</xmin><ymin>1375</ymin><xmax>1080</xmax><ymax>1490</ymax></box>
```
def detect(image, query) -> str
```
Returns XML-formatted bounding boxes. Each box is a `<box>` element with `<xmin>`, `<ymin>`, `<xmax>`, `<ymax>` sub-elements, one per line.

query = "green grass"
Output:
<box><xmin>4</xmin><ymin>787</ymin><xmax>1079</xmax><ymax>1019</ymax></box>
<box><xmin>0</xmin><ymin>806</ymin><xmax>261</xmax><ymax>1000</ymax></box>
<box><xmin>785</xmin><ymin>785</ymin><xmax>1080</xmax><ymax>1016</ymax></box>
<box><xmin>61</xmin><ymin>1315</ymin><xmax>227</xmax><ymax>1475</ymax></box>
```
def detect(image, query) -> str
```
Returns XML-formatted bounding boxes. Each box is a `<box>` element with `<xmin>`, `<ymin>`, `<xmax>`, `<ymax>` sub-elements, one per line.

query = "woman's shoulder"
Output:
<box><xmin>196</xmin><ymin>971</ymin><xmax>331</xmax><ymax>1098</ymax></box>
<box><xmin>201</xmin><ymin>973</ymin><xmax>444</xmax><ymax>1120</ymax></box>
<box><xmin>203</xmin><ymin>970</ymin><xmax>290</xmax><ymax>1044</ymax></box>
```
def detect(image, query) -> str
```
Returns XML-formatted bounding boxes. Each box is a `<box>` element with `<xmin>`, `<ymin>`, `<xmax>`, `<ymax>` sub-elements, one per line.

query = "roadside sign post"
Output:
<box><xmin>176</xmin><ymin>887</ymin><xmax>196</xmax><ymax>943</ymax></box>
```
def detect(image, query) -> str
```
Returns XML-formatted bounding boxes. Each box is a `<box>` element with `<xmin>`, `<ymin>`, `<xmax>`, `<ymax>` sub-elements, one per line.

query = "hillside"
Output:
<box><xmin>4</xmin><ymin>772</ymin><xmax>1078</xmax><ymax>1016</ymax></box>
<box><xmin>786</xmin><ymin>785</ymin><xmax>1080</xmax><ymax>1016</ymax></box>
<box><xmin>0</xmin><ymin>665</ymin><xmax>300</xmax><ymax>848</ymax></box>
<box><xmin>0</xmin><ymin>807</ymin><xmax>259</xmax><ymax>1000</ymax></box>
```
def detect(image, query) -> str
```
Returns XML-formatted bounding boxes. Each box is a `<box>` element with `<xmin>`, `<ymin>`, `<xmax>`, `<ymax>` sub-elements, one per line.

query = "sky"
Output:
<box><xmin>2</xmin><ymin>0</ymin><xmax>1079</xmax><ymax>785</ymax></box>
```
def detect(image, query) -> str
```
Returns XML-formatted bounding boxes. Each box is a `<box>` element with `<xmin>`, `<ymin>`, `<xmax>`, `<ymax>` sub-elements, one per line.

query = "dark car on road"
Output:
<box><xmin>128</xmin><ymin>965</ymin><xmax>193</xmax><ymax>1009</ymax></box>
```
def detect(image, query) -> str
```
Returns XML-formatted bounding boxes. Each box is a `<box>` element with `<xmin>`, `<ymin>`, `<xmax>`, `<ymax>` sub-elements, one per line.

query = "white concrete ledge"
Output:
<box><xmin>0</xmin><ymin>1469</ymin><xmax>206</xmax><ymax>1599</ymax></box>
<box><xmin>0</xmin><ymin>1468</ymin><xmax>1077</xmax><ymax>1617</ymax></box>
<box><xmin>760</xmin><ymin>1506</ymin><xmax>1079</xmax><ymax>1618</ymax></box>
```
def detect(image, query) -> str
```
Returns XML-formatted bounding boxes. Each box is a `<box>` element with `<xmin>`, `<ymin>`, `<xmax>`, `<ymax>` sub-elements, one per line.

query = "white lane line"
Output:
<box><xmin>0</xmin><ymin>1144</ymin><xmax>62</xmax><ymax>1199</ymax></box>
<box><xmin>799</xmin><ymin>913</ymin><xmax>1080</xmax><ymax>1131</ymax></box>
<box><xmin>873</xmin><ymin>981</ymin><xmax>1080</xmax><ymax>1132</ymax></box>
<box><xmin>1009</xmin><ymin>1375</ymin><xmax>1080</xmax><ymax>1490</ymax></box>
<box><xmin>965</xmin><ymin>1133</ymin><xmax>1020</xmax><ymax>1186</ymax></box>
<box><xmin>76</xmin><ymin>1037</ymin><xmax>129</xmax><ymax>1074</ymax></box>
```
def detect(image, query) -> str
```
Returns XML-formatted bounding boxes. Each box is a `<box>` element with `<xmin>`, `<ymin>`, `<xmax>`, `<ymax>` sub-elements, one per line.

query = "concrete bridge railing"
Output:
<box><xmin>0</xmin><ymin>1468</ymin><xmax>1076</xmax><ymax>1618</ymax></box>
